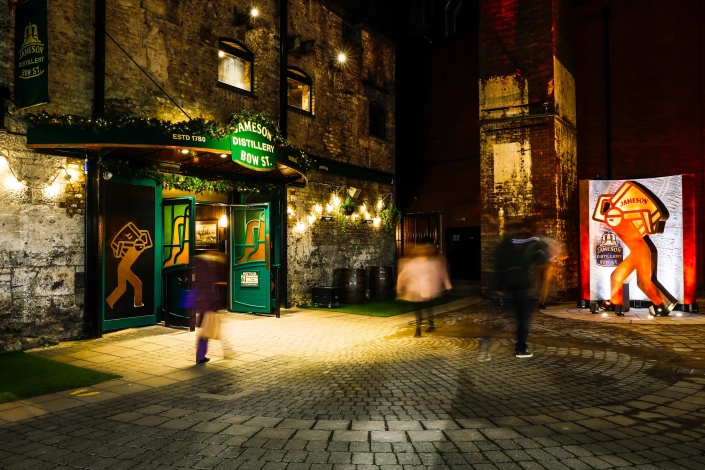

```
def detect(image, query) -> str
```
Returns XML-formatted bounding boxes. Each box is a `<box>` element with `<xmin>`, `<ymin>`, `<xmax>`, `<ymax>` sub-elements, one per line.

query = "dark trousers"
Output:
<box><xmin>509</xmin><ymin>289</ymin><xmax>532</xmax><ymax>353</ymax></box>
<box><xmin>414</xmin><ymin>300</ymin><xmax>435</xmax><ymax>328</ymax></box>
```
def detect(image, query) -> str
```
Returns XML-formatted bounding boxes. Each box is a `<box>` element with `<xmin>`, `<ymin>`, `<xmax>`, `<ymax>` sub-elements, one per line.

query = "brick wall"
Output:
<box><xmin>286</xmin><ymin>174</ymin><xmax>397</xmax><ymax>304</ymax></box>
<box><xmin>573</xmin><ymin>0</ymin><xmax>705</xmax><ymax>286</ymax></box>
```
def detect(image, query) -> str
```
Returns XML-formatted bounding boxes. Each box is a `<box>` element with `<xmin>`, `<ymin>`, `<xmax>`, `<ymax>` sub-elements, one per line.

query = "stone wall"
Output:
<box><xmin>286</xmin><ymin>173</ymin><xmax>396</xmax><ymax>304</ymax></box>
<box><xmin>0</xmin><ymin>133</ymin><xmax>86</xmax><ymax>351</ymax></box>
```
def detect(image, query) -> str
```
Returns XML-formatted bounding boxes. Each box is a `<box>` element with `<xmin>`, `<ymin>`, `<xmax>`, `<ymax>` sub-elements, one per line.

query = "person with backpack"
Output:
<box><xmin>493</xmin><ymin>219</ymin><xmax>547</xmax><ymax>358</ymax></box>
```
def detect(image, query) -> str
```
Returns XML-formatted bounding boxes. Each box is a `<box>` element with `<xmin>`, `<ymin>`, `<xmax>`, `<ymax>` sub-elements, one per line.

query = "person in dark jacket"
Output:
<box><xmin>193</xmin><ymin>253</ymin><xmax>224</xmax><ymax>364</ymax></box>
<box><xmin>493</xmin><ymin>219</ymin><xmax>547</xmax><ymax>358</ymax></box>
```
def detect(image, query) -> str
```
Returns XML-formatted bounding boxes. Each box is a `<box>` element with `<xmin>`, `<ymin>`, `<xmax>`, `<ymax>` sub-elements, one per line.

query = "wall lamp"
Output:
<box><xmin>328</xmin><ymin>51</ymin><xmax>347</xmax><ymax>70</ymax></box>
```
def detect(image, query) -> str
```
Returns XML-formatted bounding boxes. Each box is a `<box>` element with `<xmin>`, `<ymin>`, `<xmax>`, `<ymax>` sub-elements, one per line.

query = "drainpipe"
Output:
<box><xmin>278</xmin><ymin>0</ymin><xmax>288</xmax><ymax>312</ymax></box>
<box><xmin>85</xmin><ymin>0</ymin><xmax>106</xmax><ymax>337</ymax></box>
<box><xmin>602</xmin><ymin>6</ymin><xmax>612</xmax><ymax>179</ymax></box>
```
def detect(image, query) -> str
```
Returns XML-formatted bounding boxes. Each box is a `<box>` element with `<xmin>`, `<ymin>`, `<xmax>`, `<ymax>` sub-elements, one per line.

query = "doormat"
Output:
<box><xmin>301</xmin><ymin>296</ymin><xmax>463</xmax><ymax>317</ymax></box>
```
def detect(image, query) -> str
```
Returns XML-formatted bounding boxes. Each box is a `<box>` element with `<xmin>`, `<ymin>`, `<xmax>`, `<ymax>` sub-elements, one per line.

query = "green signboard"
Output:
<box><xmin>230</xmin><ymin>121</ymin><xmax>280</xmax><ymax>172</ymax></box>
<box><xmin>15</xmin><ymin>0</ymin><xmax>49</xmax><ymax>109</ymax></box>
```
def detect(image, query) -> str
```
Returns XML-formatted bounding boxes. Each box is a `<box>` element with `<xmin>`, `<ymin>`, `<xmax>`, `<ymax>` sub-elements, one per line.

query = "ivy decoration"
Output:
<box><xmin>380</xmin><ymin>201</ymin><xmax>402</xmax><ymax>231</ymax></box>
<box><xmin>26</xmin><ymin>111</ymin><xmax>312</xmax><ymax>173</ymax></box>
<box><xmin>97</xmin><ymin>157</ymin><xmax>277</xmax><ymax>194</ymax></box>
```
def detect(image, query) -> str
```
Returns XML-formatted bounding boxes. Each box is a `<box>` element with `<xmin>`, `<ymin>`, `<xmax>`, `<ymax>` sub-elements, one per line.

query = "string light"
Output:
<box><xmin>314</xmin><ymin>203</ymin><xmax>322</xmax><ymax>213</ymax></box>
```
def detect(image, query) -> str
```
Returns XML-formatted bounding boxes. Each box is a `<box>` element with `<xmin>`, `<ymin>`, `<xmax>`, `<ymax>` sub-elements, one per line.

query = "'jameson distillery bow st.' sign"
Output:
<box><xmin>14</xmin><ymin>0</ymin><xmax>49</xmax><ymax>109</ymax></box>
<box><xmin>229</xmin><ymin>120</ymin><xmax>280</xmax><ymax>172</ymax></box>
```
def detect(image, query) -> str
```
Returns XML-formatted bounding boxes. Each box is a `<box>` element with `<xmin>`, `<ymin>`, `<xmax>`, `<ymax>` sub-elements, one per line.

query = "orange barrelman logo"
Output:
<box><xmin>592</xmin><ymin>181</ymin><xmax>676</xmax><ymax>316</ymax></box>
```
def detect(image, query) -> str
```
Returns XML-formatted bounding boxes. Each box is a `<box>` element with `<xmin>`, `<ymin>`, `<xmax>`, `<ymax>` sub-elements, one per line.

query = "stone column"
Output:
<box><xmin>479</xmin><ymin>0</ymin><xmax>578</xmax><ymax>297</ymax></box>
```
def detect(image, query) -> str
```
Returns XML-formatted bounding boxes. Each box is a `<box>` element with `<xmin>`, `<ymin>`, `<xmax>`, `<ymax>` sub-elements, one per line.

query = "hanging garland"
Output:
<box><xmin>97</xmin><ymin>157</ymin><xmax>277</xmax><ymax>194</ymax></box>
<box><xmin>25</xmin><ymin>110</ymin><xmax>312</xmax><ymax>172</ymax></box>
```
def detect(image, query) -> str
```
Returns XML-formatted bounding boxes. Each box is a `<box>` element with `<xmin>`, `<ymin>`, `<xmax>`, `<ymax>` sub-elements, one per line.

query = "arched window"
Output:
<box><xmin>287</xmin><ymin>67</ymin><xmax>312</xmax><ymax>113</ymax></box>
<box><xmin>217</xmin><ymin>38</ymin><xmax>254</xmax><ymax>93</ymax></box>
<box><xmin>369</xmin><ymin>102</ymin><xmax>386</xmax><ymax>138</ymax></box>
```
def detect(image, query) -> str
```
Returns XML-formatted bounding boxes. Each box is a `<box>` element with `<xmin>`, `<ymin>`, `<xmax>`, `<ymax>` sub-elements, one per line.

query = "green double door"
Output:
<box><xmin>230</xmin><ymin>204</ymin><xmax>271</xmax><ymax>314</ymax></box>
<box><xmin>162</xmin><ymin>196</ymin><xmax>195</xmax><ymax>327</ymax></box>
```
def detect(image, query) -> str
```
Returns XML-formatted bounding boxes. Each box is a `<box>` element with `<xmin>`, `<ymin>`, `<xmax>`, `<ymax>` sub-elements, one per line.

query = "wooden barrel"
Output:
<box><xmin>333</xmin><ymin>268</ymin><xmax>367</xmax><ymax>304</ymax></box>
<box><xmin>369</xmin><ymin>266</ymin><xmax>394</xmax><ymax>300</ymax></box>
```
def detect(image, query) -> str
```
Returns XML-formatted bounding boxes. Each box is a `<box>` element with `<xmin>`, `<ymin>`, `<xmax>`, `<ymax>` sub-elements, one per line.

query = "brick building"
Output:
<box><xmin>398</xmin><ymin>0</ymin><xmax>705</xmax><ymax>300</ymax></box>
<box><xmin>0</xmin><ymin>0</ymin><xmax>396</xmax><ymax>350</ymax></box>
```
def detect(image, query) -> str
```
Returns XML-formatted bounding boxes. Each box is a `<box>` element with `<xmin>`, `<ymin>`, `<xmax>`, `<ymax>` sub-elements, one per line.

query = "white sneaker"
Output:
<box><xmin>515</xmin><ymin>351</ymin><xmax>533</xmax><ymax>358</ymax></box>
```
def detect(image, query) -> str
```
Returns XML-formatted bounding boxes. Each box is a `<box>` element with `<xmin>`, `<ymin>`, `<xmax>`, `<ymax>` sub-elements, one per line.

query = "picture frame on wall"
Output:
<box><xmin>195</xmin><ymin>220</ymin><xmax>219</xmax><ymax>249</ymax></box>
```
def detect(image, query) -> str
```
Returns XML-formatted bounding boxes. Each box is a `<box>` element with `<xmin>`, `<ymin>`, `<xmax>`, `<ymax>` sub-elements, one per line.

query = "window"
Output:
<box><xmin>218</xmin><ymin>39</ymin><xmax>254</xmax><ymax>93</ymax></box>
<box><xmin>369</xmin><ymin>102</ymin><xmax>386</xmax><ymax>138</ymax></box>
<box><xmin>287</xmin><ymin>67</ymin><xmax>312</xmax><ymax>113</ymax></box>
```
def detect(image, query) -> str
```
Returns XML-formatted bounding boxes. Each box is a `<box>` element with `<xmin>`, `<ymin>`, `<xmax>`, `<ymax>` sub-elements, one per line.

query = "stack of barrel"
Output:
<box><xmin>333</xmin><ymin>266</ymin><xmax>395</xmax><ymax>304</ymax></box>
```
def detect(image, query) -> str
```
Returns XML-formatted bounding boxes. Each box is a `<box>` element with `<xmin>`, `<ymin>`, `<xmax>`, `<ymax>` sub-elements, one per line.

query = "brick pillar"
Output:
<box><xmin>479</xmin><ymin>0</ymin><xmax>578</xmax><ymax>297</ymax></box>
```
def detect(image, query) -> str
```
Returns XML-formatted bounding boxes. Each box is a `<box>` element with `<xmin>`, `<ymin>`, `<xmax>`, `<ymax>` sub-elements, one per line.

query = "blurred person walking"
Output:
<box><xmin>536</xmin><ymin>233</ymin><xmax>565</xmax><ymax>309</ymax></box>
<box><xmin>192</xmin><ymin>252</ymin><xmax>225</xmax><ymax>364</ymax></box>
<box><xmin>397</xmin><ymin>237</ymin><xmax>452</xmax><ymax>337</ymax></box>
<box><xmin>493</xmin><ymin>220</ymin><xmax>547</xmax><ymax>358</ymax></box>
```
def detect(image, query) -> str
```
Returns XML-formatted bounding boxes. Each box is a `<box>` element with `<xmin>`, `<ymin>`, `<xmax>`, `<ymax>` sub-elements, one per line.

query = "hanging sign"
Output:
<box><xmin>230</xmin><ymin>120</ymin><xmax>279</xmax><ymax>172</ymax></box>
<box><xmin>14</xmin><ymin>0</ymin><xmax>49</xmax><ymax>109</ymax></box>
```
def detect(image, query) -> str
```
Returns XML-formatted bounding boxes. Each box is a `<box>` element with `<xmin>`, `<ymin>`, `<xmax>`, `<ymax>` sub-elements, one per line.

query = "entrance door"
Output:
<box><xmin>161</xmin><ymin>197</ymin><xmax>196</xmax><ymax>327</ymax></box>
<box><xmin>446</xmin><ymin>227</ymin><xmax>481</xmax><ymax>281</ymax></box>
<box><xmin>102</xmin><ymin>177</ymin><xmax>161</xmax><ymax>331</ymax></box>
<box><xmin>231</xmin><ymin>204</ymin><xmax>271</xmax><ymax>313</ymax></box>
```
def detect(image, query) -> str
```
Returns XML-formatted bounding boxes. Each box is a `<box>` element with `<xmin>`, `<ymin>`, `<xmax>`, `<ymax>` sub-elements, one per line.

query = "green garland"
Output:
<box><xmin>26</xmin><ymin>110</ymin><xmax>311</xmax><ymax>172</ymax></box>
<box><xmin>97</xmin><ymin>158</ymin><xmax>277</xmax><ymax>194</ymax></box>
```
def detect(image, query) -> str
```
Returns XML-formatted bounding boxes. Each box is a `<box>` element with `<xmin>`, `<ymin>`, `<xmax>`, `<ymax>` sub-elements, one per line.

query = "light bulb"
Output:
<box><xmin>314</xmin><ymin>203</ymin><xmax>322</xmax><ymax>213</ymax></box>
<box><xmin>337</xmin><ymin>52</ymin><xmax>346</xmax><ymax>63</ymax></box>
<box><xmin>218</xmin><ymin>51</ymin><xmax>226</xmax><ymax>58</ymax></box>
<box><xmin>326</xmin><ymin>204</ymin><xmax>332</xmax><ymax>213</ymax></box>
<box><xmin>333</xmin><ymin>195</ymin><xmax>340</xmax><ymax>206</ymax></box>
<box><xmin>307</xmin><ymin>214</ymin><xmax>316</xmax><ymax>224</ymax></box>
<box><xmin>377</xmin><ymin>200</ymin><xmax>384</xmax><ymax>210</ymax></box>
<box><xmin>250</xmin><ymin>7</ymin><xmax>259</xmax><ymax>17</ymax></box>
<box><xmin>373</xmin><ymin>217</ymin><xmax>381</xmax><ymax>227</ymax></box>
<box><xmin>219</xmin><ymin>214</ymin><xmax>228</xmax><ymax>228</ymax></box>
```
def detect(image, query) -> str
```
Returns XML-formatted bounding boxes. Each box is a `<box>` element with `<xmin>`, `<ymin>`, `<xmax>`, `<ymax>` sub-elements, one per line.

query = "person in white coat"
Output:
<box><xmin>397</xmin><ymin>237</ymin><xmax>452</xmax><ymax>337</ymax></box>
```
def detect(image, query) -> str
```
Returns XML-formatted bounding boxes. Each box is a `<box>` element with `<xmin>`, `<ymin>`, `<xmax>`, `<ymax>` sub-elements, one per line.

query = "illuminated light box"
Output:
<box><xmin>579</xmin><ymin>175</ymin><xmax>697</xmax><ymax>315</ymax></box>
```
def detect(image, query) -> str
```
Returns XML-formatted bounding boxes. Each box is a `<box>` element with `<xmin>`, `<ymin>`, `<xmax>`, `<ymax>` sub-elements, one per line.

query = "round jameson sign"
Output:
<box><xmin>230</xmin><ymin>121</ymin><xmax>277</xmax><ymax>172</ymax></box>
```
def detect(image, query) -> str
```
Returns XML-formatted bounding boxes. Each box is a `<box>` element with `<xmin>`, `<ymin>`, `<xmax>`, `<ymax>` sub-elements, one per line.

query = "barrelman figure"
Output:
<box><xmin>592</xmin><ymin>181</ymin><xmax>676</xmax><ymax>316</ymax></box>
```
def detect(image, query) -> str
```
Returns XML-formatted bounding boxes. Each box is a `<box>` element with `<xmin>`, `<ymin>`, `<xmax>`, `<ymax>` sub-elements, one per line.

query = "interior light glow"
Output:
<box><xmin>676</xmin><ymin>312</ymin><xmax>683</xmax><ymax>317</ymax></box>
<box><xmin>219</xmin><ymin>214</ymin><xmax>228</xmax><ymax>228</ymax></box>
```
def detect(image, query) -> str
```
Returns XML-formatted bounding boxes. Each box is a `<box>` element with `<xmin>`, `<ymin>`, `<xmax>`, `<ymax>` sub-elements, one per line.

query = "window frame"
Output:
<box><xmin>286</xmin><ymin>66</ymin><xmax>313</xmax><ymax>115</ymax></box>
<box><xmin>217</xmin><ymin>38</ymin><xmax>255</xmax><ymax>95</ymax></box>
<box><xmin>369</xmin><ymin>101</ymin><xmax>386</xmax><ymax>139</ymax></box>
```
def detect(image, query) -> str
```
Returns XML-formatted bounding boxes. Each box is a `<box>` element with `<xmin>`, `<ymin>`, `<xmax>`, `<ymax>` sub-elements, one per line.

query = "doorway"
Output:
<box><xmin>446</xmin><ymin>226</ymin><xmax>481</xmax><ymax>281</ymax></box>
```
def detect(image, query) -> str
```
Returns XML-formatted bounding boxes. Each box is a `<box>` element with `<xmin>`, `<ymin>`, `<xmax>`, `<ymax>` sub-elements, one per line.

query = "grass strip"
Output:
<box><xmin>0</xmin><ymin>351</ymin><xmax>121</xmax><ymax>404</ymax></box>
<box><xmin>303</xmin><ymin>295</ymin><xmax>463</xmax><ymax>317</ymax></box>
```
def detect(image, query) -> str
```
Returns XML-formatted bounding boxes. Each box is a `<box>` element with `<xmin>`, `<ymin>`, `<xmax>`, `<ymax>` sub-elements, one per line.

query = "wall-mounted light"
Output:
<box><xmin>103</xmin><ymin>171</ymin><xmax>113</xmax><ymax>180</ymax></box>
<box><xmin>180</xmin><ymin>149</ymin><xmax>190</xmax><ymax>155</ymax></box>
<box><xmin>218</xmin><ymin>50</ymin><xmax>226</xmax><ymax>58</ymax></box>
<box><xmin>329</xmin><ymin>51</ymin><xmax>348</xmax><ymax>70</ymax></box>
<box><xmin>377</xmin><ymin>199</ymin><xmax>384</xmax><ymax>210</ymax></box>
<box><xmin>250</xmin><ymin>7</ymin><xmax>259</xmax><ymax>17</ymax></box>
<box><xmin>337</xmin><ymin>52</ymin><xmax>347</xmax><ymax>63</ymax></box>
<box><xmin>332</xmin><ymin>195</ymin><xmax>341</xmax><ymax>207</ymax></box>
<box><xmin>220</xmin><ymin>153</ymin><xmax>228</xmax><ymax>158</ymax></box>
<box><xmin>219</xmin><ymin>214</ymin><xmax>228</xmax><ymax>228</ymax></box>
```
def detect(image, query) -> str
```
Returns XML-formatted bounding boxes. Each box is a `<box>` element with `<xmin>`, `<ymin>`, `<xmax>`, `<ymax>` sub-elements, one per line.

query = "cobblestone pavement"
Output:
<box><xmin>2</xmin><ymin>296</ymin><xmax>705</xmax><ymax>470</ymax></box>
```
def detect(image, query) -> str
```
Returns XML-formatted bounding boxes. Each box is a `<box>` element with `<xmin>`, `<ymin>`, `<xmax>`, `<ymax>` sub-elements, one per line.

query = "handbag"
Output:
<box><xmin>179</xmin><ymin>289</ymin><xmax>196</xmax><ymax>309</ymax></box>
<box><xmin>198</xmin><ymin>311</ymin><xmax>221</xmax><ymax>340</ymax></box>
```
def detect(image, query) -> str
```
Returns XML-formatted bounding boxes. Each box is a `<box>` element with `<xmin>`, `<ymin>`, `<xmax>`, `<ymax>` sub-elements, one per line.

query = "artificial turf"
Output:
<box><xmin>303</xmin><ymin>295</ymin><xmax>463</xmax><ymax>317</ymax></box>
<box><xmin>0</xmin><ymin>351</ymin><xmax>121</xmax><ymax>404</ymax></box>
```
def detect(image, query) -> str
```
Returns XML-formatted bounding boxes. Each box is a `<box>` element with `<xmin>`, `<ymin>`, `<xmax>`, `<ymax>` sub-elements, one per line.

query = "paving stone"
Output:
<box><xmin>370</xmin><ymin>432</ymin><xmax>407</xmax><ymax>443</ymax></box>
<box><xmin>332</xmin><ymin>431</ymin><xmax>368</xmax><ymax>442</ymax></box>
